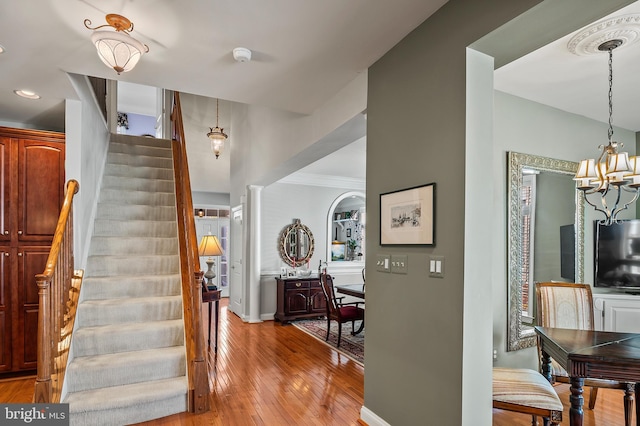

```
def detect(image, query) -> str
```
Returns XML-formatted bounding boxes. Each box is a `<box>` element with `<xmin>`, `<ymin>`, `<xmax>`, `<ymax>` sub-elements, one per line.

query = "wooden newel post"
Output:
<box><xmin>34</xmin><ymin>274</ymin><xmax>52</xmax><ymax>403</ymax></box>
<box><xmin>191</xmin><ymin>270</ymin><xmax>209</xmax><ymax>413</ymax></box>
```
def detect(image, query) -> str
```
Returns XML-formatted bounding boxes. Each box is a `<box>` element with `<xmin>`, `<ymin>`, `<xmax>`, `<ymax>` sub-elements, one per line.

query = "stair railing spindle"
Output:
<box><xmin>34</xmin><ymin>179</ymin><xmax>80</xmax><ymax>403</ymax></box>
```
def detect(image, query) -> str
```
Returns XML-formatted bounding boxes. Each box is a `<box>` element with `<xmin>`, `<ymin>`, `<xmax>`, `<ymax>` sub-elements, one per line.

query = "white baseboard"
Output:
<box><xmin>360</xmin><ymin>406</ymin><xmax>390</xmax><ymax>426</ymax></box>
<box><xmin>260</xmin><ymin>313</ymin><xmax>275</xmax><ymax>321</ymax></box>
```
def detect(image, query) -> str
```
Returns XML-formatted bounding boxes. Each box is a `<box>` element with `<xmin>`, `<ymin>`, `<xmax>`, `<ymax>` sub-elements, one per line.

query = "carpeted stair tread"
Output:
<box><xmin>64</xmin><ymin>376</ymin><xmax>187</xmax><ymax>426</ymax></box>
<box><xmin>108</xmin><ymin>142</ymin><xmax>173</xmax><ymax>158</ymax></box>
<box><xmin>101</xmin><ymin>175</ymin><xmax>175</xmax><ymax>193</ymax></box>
<box><xmin>104</xmin><ymin>164</ymin><xmax>174</xmax><ymax>180</ymax></box>
<box><xmin>72</xmin><ymin>319</ymin><xmax>184</xmax><ymax>357</ymax></box>
<box><xmin>107</xmin><ymin>152</ymin><xmax>173</xmax><ymax>169</ymax></box>
<box><xmin>66</xmin><ymin>346</ymin><xmax>186</xmax><ymax>393</ymax></box>
<box><xmin>66</xmin><ymin>134</ymin><xmax>188</xmax><ymax>424</ymax></box>
<box><xmin>93</xmin><ymin>219</ymin><xmax>178</xmax><ymax>237</ymax></box>
<box><xmin>110</xmin><ymin>134</ymin><xmax>172</xmax><ymax>148</ymax></box>
<box><xmin>76</xmin><ymin>295</ymin><xmax>183</xmax><ymax>327</ymax></box>
<box><xmin>88</xmin><ymin>236</ymin><xmax>178</xmax><ymax>256</ymax></box>
<box><xmin>80</xmin><ymin>274</ymin><xmax>181</xmax><ymax>300</ymax></box>
<box><xmin>98</xmin><ymin>188</ymin><xmax>176</xmax><ymax>206</ymax></box>
<box><xmin>86</xmin><ymin>254</ymin><xmax>179</xmax><ymax>276</ymax></box>
<box><xmin>95</xmin><ymin>203</ymin><xmax>176</xmax><ymax>218</ymax></box>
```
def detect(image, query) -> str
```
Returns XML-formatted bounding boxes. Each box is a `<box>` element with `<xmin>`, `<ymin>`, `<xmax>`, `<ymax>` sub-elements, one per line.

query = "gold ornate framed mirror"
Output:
<box><xmin>279</xmin><ymin>219</ymin><xmax>315</xmax><ymax>267</ymax></box>
<box><xmin>506</xmin><ymin>152</ymin><xmax>584</xmax><ymax>351</ymax></box>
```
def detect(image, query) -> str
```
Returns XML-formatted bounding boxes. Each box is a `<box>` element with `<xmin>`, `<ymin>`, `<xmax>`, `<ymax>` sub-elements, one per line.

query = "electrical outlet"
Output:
<box><xmin>391</xmin><ymin>255</ymin><xmax>408</xmax><ymax>274</ymax></box>
<box><xmin>376</xmin><ymin>254</ymin><xmax>390</xmax><ymax>272</ymax></box>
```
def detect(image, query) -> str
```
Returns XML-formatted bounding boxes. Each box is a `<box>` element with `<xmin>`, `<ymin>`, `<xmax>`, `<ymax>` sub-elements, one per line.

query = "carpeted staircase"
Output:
<box><xmin>62</xmin><ymin>134</ymin><xmax>188</xmax><ymax>425</ymax></box>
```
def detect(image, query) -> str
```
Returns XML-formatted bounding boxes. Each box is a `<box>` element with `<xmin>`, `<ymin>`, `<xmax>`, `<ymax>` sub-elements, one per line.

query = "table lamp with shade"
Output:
<box><xmin>198</xmin><ymin>234</ymin><xmax>224</xmax><ymax>290</ymax></box>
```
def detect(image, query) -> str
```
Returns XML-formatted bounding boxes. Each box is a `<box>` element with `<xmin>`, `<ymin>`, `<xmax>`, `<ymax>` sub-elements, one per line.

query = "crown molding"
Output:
<box><xmin>278</xmin><ymin>172</ymin><xmax>365</xmax><ymax>190</ymax></box>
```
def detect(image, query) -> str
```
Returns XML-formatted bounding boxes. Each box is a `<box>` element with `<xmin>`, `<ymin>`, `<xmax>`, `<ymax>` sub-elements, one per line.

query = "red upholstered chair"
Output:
<box><xmin>320</xmin><ymin>273</ymin><xmax>364</xmax><ymax>347</ymax></box>
<box><xmin>536</xmin><ymin>282</ymin><xmax>635</xmax><ymax>426</ymax></box>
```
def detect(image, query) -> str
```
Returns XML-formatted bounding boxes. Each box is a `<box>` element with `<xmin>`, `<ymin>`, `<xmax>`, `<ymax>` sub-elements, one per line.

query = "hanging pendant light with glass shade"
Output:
<box><xmin>207</xmin><ymin>99</ymin><xmax>228</xmax><ymax>159</ymax></box>
<box><xmin>84</xmin><ymin>14</ymin><xmax>149</xmax><ymax>75</ymax></box>
<box><xmin>574</xmin><ymin>39</ymin><xmax>640</xmax><ymax>226</ymax></box>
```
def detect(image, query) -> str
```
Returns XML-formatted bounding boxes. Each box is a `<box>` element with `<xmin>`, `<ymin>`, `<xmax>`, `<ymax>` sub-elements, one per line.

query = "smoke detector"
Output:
<box><xmin>233</xmin><ymin>47</ymin><xmax>252</xmax><ymax>62</ymax></box>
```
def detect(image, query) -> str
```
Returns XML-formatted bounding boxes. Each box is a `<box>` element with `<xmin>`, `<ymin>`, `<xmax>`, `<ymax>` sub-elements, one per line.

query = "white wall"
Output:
<box><xmin>230</xmin><ymin>73</ymin><xmax>368</xmax><ymax>206</ymax></box>
<box><xmin>66</xmin><ymin>74</ymin><xmax>111</xmax><ymax>269</ymax></box>
<box><xmin>229</xmin><ymin>74</ymin><xmax>367</xmax><ymax>321</ymax></box>
<box><xmin>192</xmin><ymin>191</ymin><xmax>230</xmax><ymax>206</ymax></box>
<box><xmin>261</xmin><ymin>182</ymin><xmax>358</xmax><ymax>273</ymax></box>
<box><xmin>492</xmin><ymin>90</ymin><xmax>636</xmax><ymax>368</ymax></box>
<box><xmin>463</xmin><ymin>47</ymin><xmax>495</xmax><ymax>426</ymax></box>
<box><xmin>259</xmin><ymin>182</ymin><xmax>364</xmax><ymax>319</ymax></box>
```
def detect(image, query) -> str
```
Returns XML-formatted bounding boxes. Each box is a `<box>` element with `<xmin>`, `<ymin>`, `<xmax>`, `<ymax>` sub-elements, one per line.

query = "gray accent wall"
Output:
<box><xmin>365</xmin><ymin>2</ymin><xmax>540</xmax><ymax>423</ymax></box>
<box><xmin>365</xmin><ymin>0</ymin><xmax>635</xmax><ymax>425</ymax></box>
<box><xmin>533</xmin><ymin>173</ymin><xmax>576</xmax><ymax>283</ymax></box>
<box><xmin>492</xmin><ymin>91</ymin><xmax>636</xmax><ymax>371</ymax></box>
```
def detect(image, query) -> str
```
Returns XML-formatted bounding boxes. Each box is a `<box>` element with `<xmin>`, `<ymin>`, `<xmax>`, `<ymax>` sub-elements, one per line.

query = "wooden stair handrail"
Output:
<box><xmin>171</xmin><ymin>91</ymin><xmax>210</xmax><ymax>414</ymax></box>
<box><xmin>34</xmin><ymin>179</ymin><xmax>80</xmax><ymax>403</ymax></box>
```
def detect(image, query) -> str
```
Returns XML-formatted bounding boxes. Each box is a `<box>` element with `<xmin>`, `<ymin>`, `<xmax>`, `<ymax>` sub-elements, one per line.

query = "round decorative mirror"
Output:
<box><xmin>279</xmin><ymin>219</ymin><xmax>314</xmax><ymax>267</ymax></box>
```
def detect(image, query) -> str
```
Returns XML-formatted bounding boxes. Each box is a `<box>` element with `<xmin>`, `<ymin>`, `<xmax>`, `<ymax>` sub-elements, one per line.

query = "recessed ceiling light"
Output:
<box><xmin>0</xmin><ymin>44</ymin><xmax>5</xmax><ymax>54</ymax></box>
<box><xmin>14</xmin><ymin>90</ymin><xmax>41</xmax><ymax>100</ymax></box>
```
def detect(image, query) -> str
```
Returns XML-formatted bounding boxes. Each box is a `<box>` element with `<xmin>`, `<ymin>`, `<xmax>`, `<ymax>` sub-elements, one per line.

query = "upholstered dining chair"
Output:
<box><xmin>493</xmin><ymin>367</ymin><xmax>563</xmax><ymax>426</ymax></box>
<box><xmin>320</xmin><ymin>273</ymin><xmax>365</xmax><ymax>348</ymax></box>
<box><xmin>536</xmin><ymin>282</ymin><xmax>635</xmax><ymax>426</ymax></box>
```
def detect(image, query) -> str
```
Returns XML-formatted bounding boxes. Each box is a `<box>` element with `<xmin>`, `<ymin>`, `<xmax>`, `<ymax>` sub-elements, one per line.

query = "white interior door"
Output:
<box><xmin>229</xmin><ymin>205</ymin><xmax>244</xmax><ymax>316</ymax></box>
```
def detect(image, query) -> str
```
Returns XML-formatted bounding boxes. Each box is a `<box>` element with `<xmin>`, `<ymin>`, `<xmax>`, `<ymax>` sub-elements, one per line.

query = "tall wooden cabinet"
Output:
<box><xmin>0</xmin><ymin>127</ymin><xmax>65</xmax><ymax>374</ymax></box>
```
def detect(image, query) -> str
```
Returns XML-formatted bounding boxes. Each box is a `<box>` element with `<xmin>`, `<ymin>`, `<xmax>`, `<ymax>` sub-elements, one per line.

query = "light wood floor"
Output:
<box><xmin>0</xmin><ymin>300</ymin><xmax>631</xmax><ymax>425</ymax></box>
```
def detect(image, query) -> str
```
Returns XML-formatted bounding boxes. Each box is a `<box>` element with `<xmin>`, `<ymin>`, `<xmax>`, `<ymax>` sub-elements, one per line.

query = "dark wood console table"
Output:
<box><xmin>535</xmin><ymin>326</ymin><xmax>640</xmax><ymax>426</ymax></box>
<box><xmin>274</xmin><ymin>277</ymin><xmax>326</xmax><ymax>323</ymax></box>
<box><xmin>202</xmin><ymin>288</ymin><xmax>221</xmax><ymax>352</ymax></box>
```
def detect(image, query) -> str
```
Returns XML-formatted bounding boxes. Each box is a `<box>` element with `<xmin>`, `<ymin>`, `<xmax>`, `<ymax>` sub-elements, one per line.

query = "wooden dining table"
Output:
<box><xmin>535</xmin><ymin>326</ymin><xmax>640</xmax><ymax>426</ymax></box>
<box><xmin>335</xmin><ymin>283</ymin><xmax>365</xmax><ymax>299</ymax></box>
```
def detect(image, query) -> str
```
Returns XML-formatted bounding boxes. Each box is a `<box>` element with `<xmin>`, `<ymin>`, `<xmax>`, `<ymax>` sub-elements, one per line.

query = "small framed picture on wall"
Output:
<box><xmin>346</xmin><ymin>228</ymin><xmax>352</xmax><ymax>238</ymax></box>
<box><xmin>380</xmin><ymin>182</ymin><xmax>436</xmax><ymax>245</ymax></box>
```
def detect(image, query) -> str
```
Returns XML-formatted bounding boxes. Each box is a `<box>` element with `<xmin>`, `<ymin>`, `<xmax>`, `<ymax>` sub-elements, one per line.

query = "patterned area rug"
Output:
<box><xmin>293</xmin><ymin>319</ymin><xmax>364</xmax><ymax>365</ymax></box>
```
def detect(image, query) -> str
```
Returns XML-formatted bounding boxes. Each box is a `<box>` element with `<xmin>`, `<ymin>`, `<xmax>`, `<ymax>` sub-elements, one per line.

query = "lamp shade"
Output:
<box><xmin>91</xmin><ymin>30</ymin><xmax>147</xmax><ymax>74</ymax></box>
<box><xmin>198</xmin><ymin>234</ymin><xmax>223</xmax><ymax>257</ymax></box>
<box><xmin>606</xmin><ymin>152</ymin><xmax>631</xmax><ymax>175</ymax></box>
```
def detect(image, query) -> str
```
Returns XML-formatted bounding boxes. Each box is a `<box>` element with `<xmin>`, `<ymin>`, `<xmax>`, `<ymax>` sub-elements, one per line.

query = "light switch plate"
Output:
<box><xmin>376</xmin><ymin>254</ymin><xmax>390</xmax><ymax>272</ymax></box>
<box><xmin>391</xmin><ymin>255</ymin><xmax>408</xmax><ymax>274</ymax></box>
<box><xmin>429</xmin><ymin>255</ymin><xmax>445</xmax><ymax>278</ymax></box>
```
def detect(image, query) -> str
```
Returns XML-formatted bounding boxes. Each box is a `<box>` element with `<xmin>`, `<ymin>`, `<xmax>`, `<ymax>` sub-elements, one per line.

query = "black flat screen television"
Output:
<box><xmin>594</xmin><ymin>219</ymin><xmax>640</xmax><ymax>290</ymax></box>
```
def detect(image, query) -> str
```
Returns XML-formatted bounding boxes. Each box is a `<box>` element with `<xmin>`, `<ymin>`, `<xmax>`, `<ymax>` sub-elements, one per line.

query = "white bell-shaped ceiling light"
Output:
<box><xmin>85</xmin><ymin>14</ymin><xmax>149</xmax><ymax>75</ymax></box>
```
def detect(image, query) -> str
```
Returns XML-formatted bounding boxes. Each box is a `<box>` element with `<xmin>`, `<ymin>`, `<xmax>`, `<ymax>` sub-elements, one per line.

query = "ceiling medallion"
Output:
<box><xmin>568</xmin><ymin>14</ymin><xmax>640</xmax><ymax>56</ymax></box>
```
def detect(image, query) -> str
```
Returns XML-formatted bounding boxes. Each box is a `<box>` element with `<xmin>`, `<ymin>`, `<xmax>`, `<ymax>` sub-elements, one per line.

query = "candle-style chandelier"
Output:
<box><xmin>574</xmin><ymin>39</ymin><xmax>640</xmax><ymax>225</ymax></box>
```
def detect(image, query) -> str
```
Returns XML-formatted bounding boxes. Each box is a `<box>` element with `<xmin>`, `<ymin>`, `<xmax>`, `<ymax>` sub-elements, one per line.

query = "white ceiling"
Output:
<box><xmin>0</xmin><ymin>0</ymin><xmax>448</xmax><ymax>193</ymax></box>
<box><xmin>3</xmin><ymin>1</ymin><xmax>640</xmax><ymax>195</ymax></box>
<box><xmin>494</xmin><ymin>1</ymin><xmax>640</xmax><ymax>132</ymax></box>
<box><xmin>0</xmin><ymin>0</ymin><xmax>447</xmax><ymax>127</ymax></box>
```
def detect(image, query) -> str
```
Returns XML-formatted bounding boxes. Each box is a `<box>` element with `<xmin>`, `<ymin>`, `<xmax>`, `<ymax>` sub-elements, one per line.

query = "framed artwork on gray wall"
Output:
<box><xmin>380</xmin><ymin>182</ymin><xmax>435</xmax><ymax>245</ymax></box>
